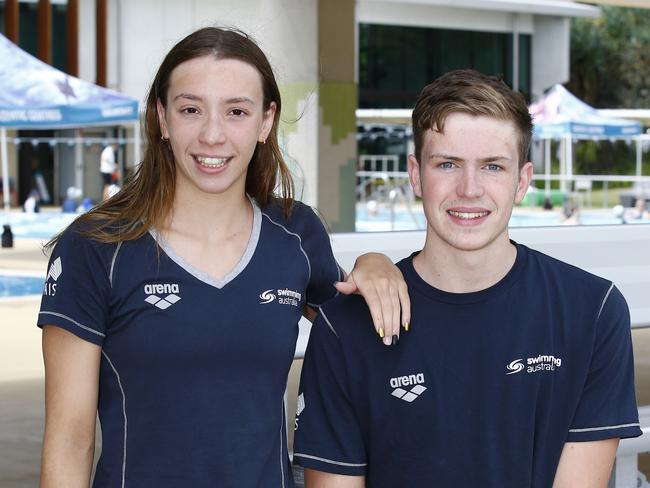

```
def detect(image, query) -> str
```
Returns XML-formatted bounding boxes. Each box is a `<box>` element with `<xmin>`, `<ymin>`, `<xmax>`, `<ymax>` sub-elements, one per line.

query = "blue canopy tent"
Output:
<box><xmin>529</xmin><ymin>84</ymin><xmax>644</xmax><ymax>195</ymax></box>
<box><xmin>0</xmin><ymin>32</ymin><xmax>140</xmax><ymax>223</ymax></box>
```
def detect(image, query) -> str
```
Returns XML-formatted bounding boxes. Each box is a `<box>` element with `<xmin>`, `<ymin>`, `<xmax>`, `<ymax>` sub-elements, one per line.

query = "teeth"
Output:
<box><xmin>448</xmin><ymin>210</ymin><xmax>489</xmax><ymax>219</ymax></box>
<box><xmin>196</xmin><ymin>156</ymin><xmax>227</xmax><ymax>168</ymax></box>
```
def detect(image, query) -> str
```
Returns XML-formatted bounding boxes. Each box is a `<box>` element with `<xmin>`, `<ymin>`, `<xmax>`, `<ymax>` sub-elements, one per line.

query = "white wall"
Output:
<box><xmin>531</xmin><ymin>15</ymin><xmax>570</xmax><ymax>99</ymax></box>
<box><xmin>357</xmin><ymin>0</ymin><xmax>534</xmax><ymax>33</ymax></box>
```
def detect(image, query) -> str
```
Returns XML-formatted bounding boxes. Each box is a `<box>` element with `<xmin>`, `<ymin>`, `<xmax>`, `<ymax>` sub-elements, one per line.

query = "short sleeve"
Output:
<box><xmin>300</xmin><ymin>206</ymin><xmax>342</xmax><ymax>308</ymax></box>
<box><xmin>293</xmin><ymin>308</ymin><xmax>367</xmax><ymax>476</ymax></box>
<box><xmin>566</xmin><ymin>284</ymin><xmax>642</xmax><ymax>441</ymax></box>
<box><xmin>37</xmin><ymin>227</ymin><xmax>112</xmax><ymax>345</ymax></box>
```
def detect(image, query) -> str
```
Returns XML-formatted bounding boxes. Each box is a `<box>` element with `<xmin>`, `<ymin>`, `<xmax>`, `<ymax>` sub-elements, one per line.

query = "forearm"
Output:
<box><xmin>304</xmin><ymin>468</ymin><xmax>365</xmax><ymax>488</ymax></box>
<box><xmin>40</xmin><ymin>425</ymin><xmax>95</xmax><ymax>488</ymax></box>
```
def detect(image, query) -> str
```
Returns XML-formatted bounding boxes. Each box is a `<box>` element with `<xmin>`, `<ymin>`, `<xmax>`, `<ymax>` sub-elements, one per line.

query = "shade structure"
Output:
<box><xmin>529</xmin><ymin>84</ymin><xmax>645</xmax><ymax>195</ymax></box>
<box><xmin>530</xmin><ymin>84</ymin><xmax>642</xmax><ymax>139</ymax></box>
<box><xmin>0</xmin><ymin>33</ymin><xmax>140</xmax><ymax>227</ymax></box>
<box><xmin>0</xmin><ymin>33</ymin><xmax>138</xmax><ymax>128</ymax></box>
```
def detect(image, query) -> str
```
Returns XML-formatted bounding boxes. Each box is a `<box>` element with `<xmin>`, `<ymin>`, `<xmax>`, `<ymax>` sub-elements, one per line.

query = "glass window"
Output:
<box><xmin>359</xmin><ymin>24</ymin><xmax>531</xmax><ymax>108</ymax></box>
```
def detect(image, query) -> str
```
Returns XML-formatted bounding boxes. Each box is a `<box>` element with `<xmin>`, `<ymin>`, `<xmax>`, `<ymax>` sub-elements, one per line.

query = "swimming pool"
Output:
<box><xmin>355</xmin><ymin>203</ymin><xmax>650</xmax><ymax>232</ymax></box>
<box><xmin>0</xmin><ymin>274</ymin><xmax>44</xmax><ymax>298</ymax></box>
<box><xmin>2</xmin><ymin>211</ymin><xmax>77</xmax><ymax>240</ymax></box>
<box><xmin>2</xmin><ymin>204</ymin><xmax>648</xmax><ymax>239</ymax></box>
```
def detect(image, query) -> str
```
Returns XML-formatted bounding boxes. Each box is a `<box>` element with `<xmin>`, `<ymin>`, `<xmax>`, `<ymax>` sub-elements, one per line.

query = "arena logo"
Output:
<box><xmin>506</xmin><ymin>355</ymin><xmax>562</xmax><ymax>375</ymax></box>
<box><xmin>390</xmin><ymin>373</ymin><xmax>427</xmax><ymax>403</ymax></box>
<box><xmin>144</xmin><ymin>283</ymin><xmax>181</xmax><ymax>310</ymax></box>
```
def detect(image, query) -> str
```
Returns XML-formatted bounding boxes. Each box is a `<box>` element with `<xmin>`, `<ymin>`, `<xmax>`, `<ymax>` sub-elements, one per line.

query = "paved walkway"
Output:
<box><xmin>1</xmin><ymin>238</ymin><xmax>649</xmax><ymax>486</ymax></box>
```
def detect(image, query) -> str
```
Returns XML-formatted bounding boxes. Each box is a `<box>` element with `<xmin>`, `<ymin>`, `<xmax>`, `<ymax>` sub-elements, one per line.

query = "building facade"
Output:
<box><xmin>1</xmin><ymin>0</ymin><xmax>599</xmax><ymax>229</ymax></box>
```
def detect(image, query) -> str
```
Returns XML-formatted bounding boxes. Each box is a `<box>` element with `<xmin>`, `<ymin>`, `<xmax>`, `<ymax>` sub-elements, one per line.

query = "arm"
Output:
<box><xmin>40</xmin><ymin>325</ymin><xmax>101</xmax><ymax>488</ymax></box>
<box><xmin>305</xmin><ymin>468</ymin><xmax>365</xmax><ymax>488</ymax></box>
<box><xmin>552</xmin><ymin>439</ymin><xmax>619</xmax><ymax>488</ymax></box>
<box><xmin>335</xmin><ymin>252</ymin><xmax>411</xmax><ymax>345</ymax></box>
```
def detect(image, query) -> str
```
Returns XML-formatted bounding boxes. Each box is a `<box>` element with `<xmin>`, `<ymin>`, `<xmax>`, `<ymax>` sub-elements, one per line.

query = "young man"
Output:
<box><xmin>292</xmin><ymin>70</ymin><xmax>641</xmax><ymax>487</ymax></box>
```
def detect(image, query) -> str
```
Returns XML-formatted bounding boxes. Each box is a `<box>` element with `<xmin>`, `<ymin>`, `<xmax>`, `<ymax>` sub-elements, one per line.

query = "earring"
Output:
<box><xmin>259</xmin><ymin>139</ymin><xmax>266</xmax><ymax>145</ymax></box>
<box><xmin>161</xmin><ymin>135</ymin><xmax>169</xmax><ymax>142</ymax></box>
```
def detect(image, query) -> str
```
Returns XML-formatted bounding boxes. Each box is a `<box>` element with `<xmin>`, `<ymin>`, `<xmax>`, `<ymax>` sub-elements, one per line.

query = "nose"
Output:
<box><xmin>199</xmin><ymin>114</ymin><xmax>227</xmax><ymax>145</ymax></box>
<box><xmin>456</xmin><ymin>167</ymin><xmax>484</xmax><ymax>199</ymax></box>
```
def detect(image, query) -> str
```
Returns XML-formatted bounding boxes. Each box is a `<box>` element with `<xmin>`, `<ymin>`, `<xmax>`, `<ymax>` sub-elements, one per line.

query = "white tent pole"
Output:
<box><xmin>134</xmin><ymin>120</ymin><xmax>141</xmax><ymax>168</ymax></box>
<box><xmin>74</xmin><ymin>129</ymin><xmax>83</xmax><ymax>193</ymax></box>
<box><xmin>566</xmin><ymin>134</ymin><xmax>573</xmax><ymax>192</ymax></box>
<box><xmin>1</xmin><ymin>128</ymin><xmax>10</xmax><ymax>219</ymax></box>
<box><xmin>544</xmin><ymin>138</ymin><xmax>551</xmax><ymax>196</ymax></box>
<box><xmin>560</xmin><ymin>137</ymin><xmax>566</xmax><ymax>193</ymax></box>
<box><xmin>637</xmin><ymin>135</ymin><xmax>642</xmax><ymax>178</ymax></box>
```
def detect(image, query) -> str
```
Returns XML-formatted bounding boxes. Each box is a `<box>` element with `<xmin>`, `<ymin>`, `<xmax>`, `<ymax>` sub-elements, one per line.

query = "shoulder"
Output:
<box><xmin>318</xmin><ymin>294</ymin><xmax>374</xmax><ymax>340</ymax></box>
<box><xmin>261</xmin><ymin>198</ymin><xmax>327</xmax><ymax>236</ymax></box>
<box><xmin>521</xmin><ymin>243</ymin><xmax>612</xmax><ymax>294</ymax></box>
<box><xmin>51</xmin><ymin>219</ymin><xmax>126</xmax><ymax>265</ymax></box>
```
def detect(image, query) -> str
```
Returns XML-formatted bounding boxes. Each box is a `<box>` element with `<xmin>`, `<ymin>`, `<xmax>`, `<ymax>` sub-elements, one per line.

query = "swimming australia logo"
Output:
<box><xmin>259</xmin><ymin>288</ymin><xmax>302</xmax><ymax>307</ymax></box>
<box><xmin>259</xmin><ymin>289</ymin><xmax>276</xmax><ymax>304</ymax></box>
<box><xmin>506</xmin><ymin>359</ymin><xmax>525</xmax><ymax>375</ymax></box>
<box><xmin>43</xmin><ymin>257</ymin><xmax>62</xmax><ymax>296</ymax></box>
<box><xmin>506</xmin><ymin>354</ymin><xmax>562</xmax><ymax>375</ymax></box>
<box><xmin>144</xmin><ymin>283</ymin><xmax>181</xmax><ymax>310</ymax></box>
<box><xmin>390</xmin><ymin>373</ymin><xmax>427</xmax><ymax>403</ymax></box>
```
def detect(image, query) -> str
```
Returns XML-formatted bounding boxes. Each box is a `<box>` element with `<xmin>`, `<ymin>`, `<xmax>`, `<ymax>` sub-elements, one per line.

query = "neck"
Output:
<box><xmin>413</xmin><ymin>232</ymin><xmax>517</xmax><ymax>293</ymax></box>
<box><xmin>164</xmin><ymin>184</ymin><xmax>252</xmax><ymax>242</ymax></box>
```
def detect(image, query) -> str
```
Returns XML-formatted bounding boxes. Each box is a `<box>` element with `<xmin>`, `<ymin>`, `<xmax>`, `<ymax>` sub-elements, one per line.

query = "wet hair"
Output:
<box><xmin>411</xmin><ymin>69</ymin><xmax>532</xmax><ymax>167</ymax></box>
<box><xmin>48</xmin><ymin>26</ymin><xmax>293</xmax><ymax>247</ymax></box>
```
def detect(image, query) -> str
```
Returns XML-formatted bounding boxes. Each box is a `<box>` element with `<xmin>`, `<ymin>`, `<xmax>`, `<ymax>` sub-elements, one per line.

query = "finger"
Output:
<box><xmin>334</xmin><ymin>281</ymin><xmax>357</xmax><ymax>295</ymax></box>
<box><xmin>367</xmin><ymin>278</ymin><xmax>394</xmax><ymax>346</ymax></box>
<box><xmin>360</xmin><ymin>288</ymin><xmax>387</xmax><ymax>343</ymax></box>
<box><xmin>398</xmin><ymin>282</ymin><xmax>411</xmax><ymax>332</ymax></box>
<box><xmin>389</xmin><ymin>284</ymin><xmax>401</xmax><ymax>341</ymax></box>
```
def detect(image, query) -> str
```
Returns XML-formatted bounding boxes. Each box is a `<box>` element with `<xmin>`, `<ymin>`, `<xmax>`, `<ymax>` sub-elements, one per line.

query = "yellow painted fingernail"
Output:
<box><xmin>403</xmin><ymin>321</ymin><xmax>410</xmax><ymax>332</ymax></box>
<box><xmin>378</xmin><ymin>327</ymin><xmax>385</xmax><ymax>338</ymax></box>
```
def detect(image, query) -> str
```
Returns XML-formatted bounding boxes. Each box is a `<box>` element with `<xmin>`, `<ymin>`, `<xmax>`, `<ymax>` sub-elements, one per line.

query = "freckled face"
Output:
<box><xmin>407</xmin><ymin>113</ymin><xmax>532</xmax><ymax>253</ymax></box>
<box><xmin>157</xmin><ymin>56</ymin><xmax>275</xmax><ymax>199</ymax></box>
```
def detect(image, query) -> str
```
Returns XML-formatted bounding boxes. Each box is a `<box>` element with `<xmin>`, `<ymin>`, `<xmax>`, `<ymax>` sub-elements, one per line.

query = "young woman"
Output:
<box><xmin>38</xmin><ymin>27</ymin><xmax>409</xmax><ymax>487</ymax></box>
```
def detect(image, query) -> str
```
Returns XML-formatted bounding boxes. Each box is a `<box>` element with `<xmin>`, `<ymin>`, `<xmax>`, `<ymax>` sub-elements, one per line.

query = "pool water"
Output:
<box><xmin>2</xmin><ymin>211</ymin><xmax>77</xmax><ymax>240</ymax></box>
<box><xmin>0</xmin><ymin>275</ymin><xmax>44</xmax><ymax>298</ymax></box>
<box><xmin>355</xmin><ymin>203</ymin><xmax>648</xmax><ymax>232</ymax></box>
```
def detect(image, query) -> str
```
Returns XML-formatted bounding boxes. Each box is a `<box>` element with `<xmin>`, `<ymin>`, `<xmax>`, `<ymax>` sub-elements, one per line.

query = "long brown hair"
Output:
<box><xmin>48</xmin><ymin>27</ymin><xmax>293</xmax><ymax>248</ymax></box>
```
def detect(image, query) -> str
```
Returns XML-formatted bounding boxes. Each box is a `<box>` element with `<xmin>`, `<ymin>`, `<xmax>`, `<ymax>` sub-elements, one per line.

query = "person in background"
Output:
<box><xmin>100</xmin><ymin>142</ymin><xmax>118</xmax><ymax>201</ymax></box>
<box><xmin>23</xmin><ymin>189</ymin><xmax>40</xmax><ymax>213</ymax></box>
<box><xmin>293</xmin><ymin>69</ymin><xmax>641</xmax><ymax>488</ymax></box>
<box><xmin>38</xmin><ymin>27</ymin><xmax>410</xmax><ymax>488</ymax></box>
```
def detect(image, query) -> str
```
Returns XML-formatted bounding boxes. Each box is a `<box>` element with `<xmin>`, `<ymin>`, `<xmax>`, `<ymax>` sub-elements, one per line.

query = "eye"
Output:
<box><xmin>486</xmin><ymin>163</ymin><xmax>502</xmax><ymax>172</ymax></box>
<box><xmin>229</xmin><ymin>108</ymin><xmax>248</xmax><ymax>117</ymax></box>
<box><xmin>181</xmin><ymin>107</ymin><xmax>200</xmax><ymax>115</ymax></box>
<box><xmin>438</xmin><ymin>161</ymin><xmax>455</xmax><ymax>170</ymax></box>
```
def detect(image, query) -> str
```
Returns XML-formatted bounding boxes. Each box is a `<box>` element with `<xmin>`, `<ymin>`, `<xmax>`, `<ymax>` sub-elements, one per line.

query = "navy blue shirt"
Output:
<box><xmin>38</xmin><ymin>199</ymin><xmax>341</xmax><ymax>488</ymax></box>
<box><xmin>293</xmin><ymin>244</ymin><xmax>641</xmax><ymax>487</ymax></box>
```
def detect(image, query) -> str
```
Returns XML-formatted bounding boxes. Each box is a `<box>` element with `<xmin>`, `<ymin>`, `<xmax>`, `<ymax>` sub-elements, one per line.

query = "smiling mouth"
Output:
<box><xmin>447</xmin><ymin>210</ymin><xmax>490</xmax><ymax>220</ymax></box>
<box><xmin>195</xmin><ymin>156</ymin><xmax>229</xmax><ymax>169</ymax></box>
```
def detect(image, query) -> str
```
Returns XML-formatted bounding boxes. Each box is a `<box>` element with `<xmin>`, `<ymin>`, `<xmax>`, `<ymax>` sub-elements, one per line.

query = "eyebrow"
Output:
<box><xmin>429</xmin><ymin>153</ymin><xmax>512</xmax><ymax>163</ymax></box>
<box><xmin>172</xmin><ymin>94</ymin><xmax>255</xmax><ymax>105</ymax></box>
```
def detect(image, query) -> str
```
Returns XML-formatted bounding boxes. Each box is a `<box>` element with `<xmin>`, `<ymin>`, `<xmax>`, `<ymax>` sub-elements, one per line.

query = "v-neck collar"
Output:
<box><xmin>149</xmin><ymin>197</ymin><xmax>262</xmax><ymax>290</ymax></box>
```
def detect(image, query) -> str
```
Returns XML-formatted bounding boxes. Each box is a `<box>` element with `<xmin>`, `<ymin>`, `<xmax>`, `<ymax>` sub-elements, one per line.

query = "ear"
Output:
<box><xmin>259</xmin><ymin>101</ymin><xmax>277</xmax><ymax>143</ymax></box>
<box><xmin>157</xmin><ymin>99</ymin><xmax>169</xmax><ymax>140</ymax></box>
<box><xmin>407</xmin><ymin>154</ymin><xmax>423</xmax><ymax>198</ymax></box>
<box><xmin>514</xmin><ymin>162</ymin><xmax>534</xmax><ymax>204</ymax></box>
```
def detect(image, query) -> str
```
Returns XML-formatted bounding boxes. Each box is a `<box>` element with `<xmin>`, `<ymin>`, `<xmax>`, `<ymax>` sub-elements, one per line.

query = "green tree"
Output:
<box><xmin>568</xmin><ymin>6</ymin><xmax>650</xmax><ymax>108</ymax></box>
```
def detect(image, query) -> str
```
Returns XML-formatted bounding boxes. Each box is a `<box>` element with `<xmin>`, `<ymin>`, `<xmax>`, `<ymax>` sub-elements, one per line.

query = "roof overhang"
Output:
<box><xmin>578</xmin><ymin>0</ymin><xmax>650</xmax><ymax>9</ymax></box>
<box><xmin>367</xmin><ymin>0</ymin><xmax>600</xmax><ymax>17</ymax></box>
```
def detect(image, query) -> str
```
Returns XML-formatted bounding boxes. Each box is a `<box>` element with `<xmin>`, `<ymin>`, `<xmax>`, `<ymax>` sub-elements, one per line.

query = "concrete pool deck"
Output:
<box><xmin>2</xmin><ymin>237</ymin><xmax>650</xmax><ymax>486</ymax></box>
